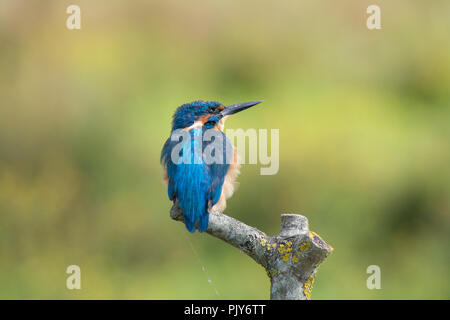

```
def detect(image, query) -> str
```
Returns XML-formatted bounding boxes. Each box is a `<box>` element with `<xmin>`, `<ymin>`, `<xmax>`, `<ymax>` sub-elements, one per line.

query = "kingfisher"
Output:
<box><xmin>161</xmin><ymin>100</ymin><xmax>262</xmax><ymax>233</ymax></box>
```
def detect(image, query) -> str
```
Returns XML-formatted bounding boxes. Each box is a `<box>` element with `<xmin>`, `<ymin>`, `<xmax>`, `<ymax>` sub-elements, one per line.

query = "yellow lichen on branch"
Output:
<box><xmin>303</xmin><ymin>274</ymin><xmax>315</xmax><ymax>300</ymax></box>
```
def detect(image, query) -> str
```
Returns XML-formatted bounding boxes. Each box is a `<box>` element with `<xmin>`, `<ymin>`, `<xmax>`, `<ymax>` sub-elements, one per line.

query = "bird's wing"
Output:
<box><xmin>160</xmin><ymin>136</ymin><xmax>178</xmax><ymax>200</ymax></box>
<box><xmin>205</xmin><ymin>131</ymin><xmax>232</xmax><ymax>206</ymax></box>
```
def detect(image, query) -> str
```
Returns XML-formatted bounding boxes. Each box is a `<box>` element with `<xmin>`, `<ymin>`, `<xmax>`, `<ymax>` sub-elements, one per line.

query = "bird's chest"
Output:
<box><xmin>222</xmin><ymin>146</ymin><xmax>240</xmax><ymax>198</ymax></box>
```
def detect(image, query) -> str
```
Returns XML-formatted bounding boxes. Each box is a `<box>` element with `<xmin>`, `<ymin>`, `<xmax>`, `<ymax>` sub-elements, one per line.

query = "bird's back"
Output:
<box><xmin>161</xmin><ymin>128</ymin><xmax>232</xmax><ymax>232</ymax></box>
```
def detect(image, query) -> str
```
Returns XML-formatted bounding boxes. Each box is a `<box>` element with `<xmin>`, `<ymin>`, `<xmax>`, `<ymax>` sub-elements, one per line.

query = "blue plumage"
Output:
<box><xmin>161</xmin><ymin>127</ymin><xmax>231</xmax><ymax>232</ymax></box>
<box><xmin>161</xmin><ymin>100</ymin><xmax>262</xmax><ymax>232</ymax></box>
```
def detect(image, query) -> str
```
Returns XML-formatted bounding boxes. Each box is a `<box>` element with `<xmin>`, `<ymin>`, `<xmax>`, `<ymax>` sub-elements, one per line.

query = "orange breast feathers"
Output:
<box><xmin>163</xmin><ymin>167</ymin><xmax>169</xmax><ymax>186</ymax></box>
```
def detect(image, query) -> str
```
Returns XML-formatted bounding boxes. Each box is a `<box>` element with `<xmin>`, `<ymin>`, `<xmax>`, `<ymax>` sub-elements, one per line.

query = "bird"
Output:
<box><xmin>161</xmin><ymin>100</ymin><xmax>262</xmax><ymax>233</ymax></box>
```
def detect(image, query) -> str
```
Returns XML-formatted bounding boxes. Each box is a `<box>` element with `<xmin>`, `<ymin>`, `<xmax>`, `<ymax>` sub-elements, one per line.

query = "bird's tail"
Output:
<box><xmin>176</xmin><ymin>165</ymin><xmax>210</xmax><ymax>233</ymax></box>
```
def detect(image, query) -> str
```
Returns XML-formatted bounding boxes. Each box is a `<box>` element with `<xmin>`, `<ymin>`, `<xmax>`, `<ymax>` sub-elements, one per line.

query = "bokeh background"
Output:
<box><xmin>0</xmin><ymin>0</ymin><xmax>449</xmax><ymax>299</ymax></box>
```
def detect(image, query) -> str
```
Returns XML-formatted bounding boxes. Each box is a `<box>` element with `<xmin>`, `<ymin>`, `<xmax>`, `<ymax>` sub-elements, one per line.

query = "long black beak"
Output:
<box><xmin>220</xmin><ymin>100</ymin><xmax>263</xmax><ymax>117</ymax></box>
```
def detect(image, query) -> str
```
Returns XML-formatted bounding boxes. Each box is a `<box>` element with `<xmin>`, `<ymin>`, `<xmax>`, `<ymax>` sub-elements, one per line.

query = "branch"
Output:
<box><xmin>170</xmin><ymin>202</ymin><xmax>333</xmax><ymax>300</ymax></box>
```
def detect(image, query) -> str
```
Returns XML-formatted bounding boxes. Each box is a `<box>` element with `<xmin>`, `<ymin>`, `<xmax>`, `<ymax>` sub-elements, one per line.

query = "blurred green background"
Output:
<box><xmin>0</xmin><ymin>0</ymin><xmax>449</xmax><ymax>299</ymax></box>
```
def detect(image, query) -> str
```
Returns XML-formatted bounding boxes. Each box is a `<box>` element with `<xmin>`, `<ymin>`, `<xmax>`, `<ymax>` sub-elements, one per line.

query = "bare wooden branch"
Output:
<box><xmin>170</xmin><ymin>202</ymin><xmax>333</xmax><ymax>300</ymax></box>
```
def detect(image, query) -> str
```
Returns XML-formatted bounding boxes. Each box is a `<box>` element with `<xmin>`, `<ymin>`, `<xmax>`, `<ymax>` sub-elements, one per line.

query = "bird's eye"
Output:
<box><xmin>208</xmin><ymin>106</ymin><xmax>223</xmax><ymax>114</ymax></box>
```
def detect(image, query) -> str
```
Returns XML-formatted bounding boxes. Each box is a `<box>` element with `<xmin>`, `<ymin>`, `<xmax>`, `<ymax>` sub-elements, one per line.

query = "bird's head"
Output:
<box><xmin>171</xmin><ymin>100</ymin><xmax>262</xmax><ymax>132</ymax></box>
